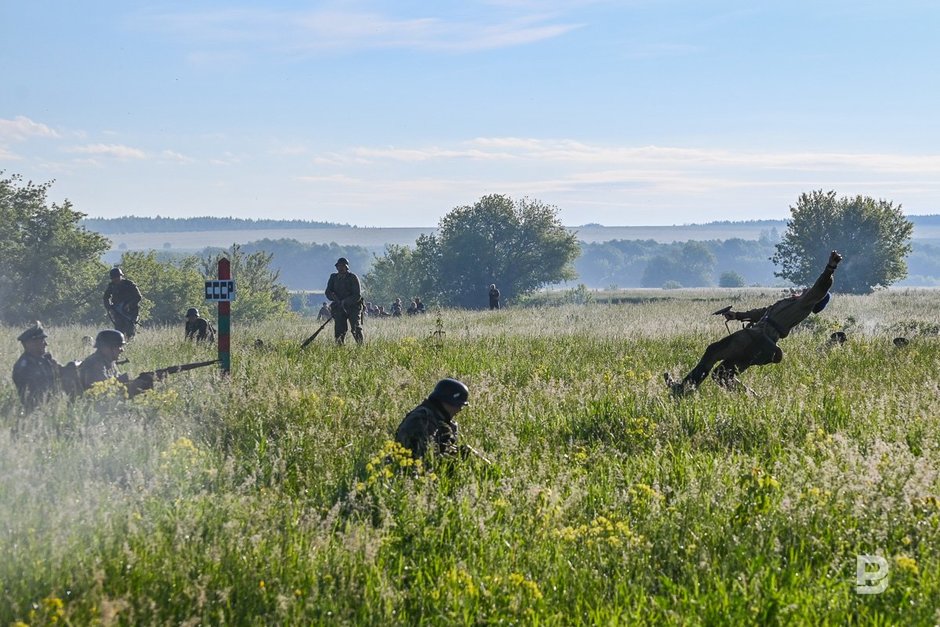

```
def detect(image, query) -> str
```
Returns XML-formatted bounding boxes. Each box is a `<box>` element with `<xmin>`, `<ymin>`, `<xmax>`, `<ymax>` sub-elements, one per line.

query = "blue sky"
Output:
<box><xmin>2</xmin><ymin>0</ymin><xmax>939</xmax><ymax>227</ymax></box>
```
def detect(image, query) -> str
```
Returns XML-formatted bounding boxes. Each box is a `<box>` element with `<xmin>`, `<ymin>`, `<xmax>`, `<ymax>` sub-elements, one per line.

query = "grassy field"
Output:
<box><xmin>1</xmin><ymin>290</ymin><xmax>939</xmax><ymax>625</ymax></box>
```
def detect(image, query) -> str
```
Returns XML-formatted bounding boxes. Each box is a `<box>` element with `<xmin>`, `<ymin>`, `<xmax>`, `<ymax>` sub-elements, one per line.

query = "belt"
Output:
<box><xmin>759</xmin><ymin>317</ymin><xmax>786</xmax><ymax>340</ymax></box>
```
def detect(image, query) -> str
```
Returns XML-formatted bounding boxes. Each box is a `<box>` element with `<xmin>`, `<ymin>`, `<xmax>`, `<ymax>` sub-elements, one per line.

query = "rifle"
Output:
<box><xmin>459</xmin><ymin>444</ymin><xmax>493</xmax><ymax>466</ymax></box>
<box><xmin>152</xmin><ymin>359</ymin><xmax>220</xmax><ymax>378</ymax></box>
<box><xmin>301</xmin><ymin>315</ymin><xmax>333</xmax><ymax>349</ymax></box>
<box><xmin>712</xmin><ymin>305</ymin><xmax>734</xmax><ymax>335</ymax></box>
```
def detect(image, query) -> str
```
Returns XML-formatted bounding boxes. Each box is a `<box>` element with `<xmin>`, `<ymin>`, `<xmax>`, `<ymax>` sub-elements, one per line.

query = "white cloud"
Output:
<box><xmin>0</xmin><ymin>116</ymin><xmax>60</xmax><ymax>141</ymax></box>
<box><xmin>160</xmin><ymin>149</ymin><xmax>195</xmax><ymax>164</ymax></box>
<box><xmin>66</xmin><ymin>144</ymin><xmax>148</xmax><ymax>160</ymax></box>
<box><xmin>138</xmin><ymin>6</ymin><xmax>581</xmax><ymax>55</ymax></box>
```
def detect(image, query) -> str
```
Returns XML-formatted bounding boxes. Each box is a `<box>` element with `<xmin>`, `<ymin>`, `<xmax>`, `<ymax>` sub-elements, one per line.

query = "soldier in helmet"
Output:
<box><xmin>666</xmin><ymin>251</ymin><xmax>842</xmax><ymax>396</ymax></box>
<box><xmin>77</xmin><ymin>329</ymin><xmax>156</xmax><ymax>397</ymax></box>
<box><xmin>488</xmin><ymin>284</ymin><xmax>501</xmax><ymax>310</ymax></box>
<box><xmin>395</xmin><ymin>378</ymin><xmax>470</xmax><ymax>460</ymax></box>
<box><xmin>325</xmin><ymin>257</ymin><xmax>364</xmax><ymax>345</ymax></box>
<box><xmin>184</xmin><ymin>307</ymin><xmax>213</xmax><ymax>342</ymax></box>
<box><xmin>102</xmin><ymin>267</ymin><xmax>143</xmax><ymax>339</ymax></box>
<box><xmin>11</xmin><ymin>322</ymin><xmax>62</xmax><ymax>412</ymax></box>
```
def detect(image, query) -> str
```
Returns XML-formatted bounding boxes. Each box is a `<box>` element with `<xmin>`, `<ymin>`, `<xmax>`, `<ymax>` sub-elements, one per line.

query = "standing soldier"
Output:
<box><xmin>317</xmin><ymin>302</ymin><xmax>332</xmax><ymax>321</ymax></box>
<box><xmin>184</xmin><ymin>307</ymin><xmax>214</xmax><ymax>342</ymax></box>
<box><xmin>395</xmin><ymin>378</ymin><xmax>470</xmax><ymax>460</ymax></box>
<box><xmin>391</xmin><ymin>298</ymin><xmax>403</xmax><ymax>317</ymax></box>
<box><xmin>103</xmin><ymin>267</ymin><xmax>142</xmax><ymax>340</ymax></box>
<box><xmin>488</xmin><ymin>284</ymin><xmax>501</xmax><ymax>310</ymax></box>
<box><xmin>11</xmin><ymin>322</ymin><xmax>61</xmax><ymax>412</ymax></box>
<box><xmin>666</xmin><ymin>251</ymin><xmax>842</xmax><ymax>395</ymax></box>
<box><xmin>78</xmin><ymin>329</ymin><xmax>155</xmax><ymax>397</ymax></box>
<box><xmin>325</xmin><ymin>257</ymin><xmax>364</xmax><ymax>345</ymax></box>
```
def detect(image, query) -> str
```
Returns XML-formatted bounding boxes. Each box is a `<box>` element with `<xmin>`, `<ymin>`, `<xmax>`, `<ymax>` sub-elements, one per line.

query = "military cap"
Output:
<box><xmin>335</xmin><ymin>257</ymin><xmax>349</xmax><ymax>266</ymax></box>
<box><xmin>17</xmin><ymin>323</ymin><xmax>48</xmax><ymax>343</ymax></box>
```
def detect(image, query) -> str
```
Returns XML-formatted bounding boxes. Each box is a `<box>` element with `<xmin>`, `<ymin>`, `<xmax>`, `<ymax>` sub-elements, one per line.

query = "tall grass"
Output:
<box><xmin>1</xmin><ymin>290</ymin><xmax>938</xmax><ymax>624</ymax></box>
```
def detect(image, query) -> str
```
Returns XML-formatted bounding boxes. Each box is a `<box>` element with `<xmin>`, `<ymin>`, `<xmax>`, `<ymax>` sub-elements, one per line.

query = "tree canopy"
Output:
<box><xmin>772</xmin><ymin>191</ymin><xmax>913</xmax><ymax>293</ymax></box>
<box><xmin>0</xmin><ymin>173</ymin><xmax>110</xmax><ymax>324</ymax></box>
<box><xmin>365</xmin><ymin>195</ymin><xmax>580</xmax><ymax>307</ymax></box>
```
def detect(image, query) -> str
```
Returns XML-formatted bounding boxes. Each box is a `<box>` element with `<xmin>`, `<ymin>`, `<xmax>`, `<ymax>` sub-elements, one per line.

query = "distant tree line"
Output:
<box><xmin>80</xmin><ymin>216</ymin><xmax>349</xmax><ymax>234</ymax></box>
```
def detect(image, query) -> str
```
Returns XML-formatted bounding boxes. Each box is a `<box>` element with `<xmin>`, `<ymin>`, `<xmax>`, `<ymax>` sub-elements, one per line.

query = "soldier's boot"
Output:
<box><xmin>335</xmin><ymin>333</ymin><xmax>346</xmax><ymax>345</ymax></box>
<box><xmin>352</xmin><ymin>329</ymin><xmax>364</xmax><ymax>345</ymax></box>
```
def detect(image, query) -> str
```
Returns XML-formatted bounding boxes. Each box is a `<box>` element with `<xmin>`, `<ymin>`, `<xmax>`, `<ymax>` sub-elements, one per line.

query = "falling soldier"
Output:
<box><xmin>325</xmin><ymin>257</ymin><xmax>364</xmax><ymax>345</ymax></box>
<box><xmin>665</xmin><ymin>250</ymin><xmax>842</xmax><ymax>396</ymax></box>
<box><xmin>103</xmin><ymin>267</ymin><xmax>142</xmax><ymax>340</ymax></box>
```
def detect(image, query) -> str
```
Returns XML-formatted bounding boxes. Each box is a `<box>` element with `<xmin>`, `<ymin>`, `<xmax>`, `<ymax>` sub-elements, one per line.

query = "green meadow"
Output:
<box><xmin>2</xmin><ymin>289</ymin><xmax>939</xmax><ymax>625</ymax></box>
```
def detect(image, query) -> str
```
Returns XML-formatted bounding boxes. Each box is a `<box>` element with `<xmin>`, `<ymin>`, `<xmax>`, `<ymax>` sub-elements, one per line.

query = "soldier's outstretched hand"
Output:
<box><xmin>828</xmin><ymin>250</ymin><xmax>842</xmax><ymax>267</ymax></box>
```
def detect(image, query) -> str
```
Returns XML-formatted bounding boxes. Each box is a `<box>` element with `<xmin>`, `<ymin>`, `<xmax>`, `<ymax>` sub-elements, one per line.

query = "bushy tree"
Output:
<box><xmin>0</xmin><ymin>172</ymin><xmax>110</xmax><ymax>324</ymax></box>
<box><xmin>366</xmin><ymin>195</ymin><xmax>579</xmax><ymax>308</ymax></box>
<box><xmin>202</xmin><ymin>244</ymin><xmax>292</xmax><ymax>322</ymax></box>
<box><xmin>772</xmin><ymin>191</ymin><xmax>913</xmax><ymax>293</ymax></box>
<box><xmin>719</xmin><ymin>271</ymin><xmax>746</xmax><ymax>288</ymax></box>
<box><xmin>115</xmin><ymin>251</ymin><xmax>204</xmax><ymax>325</ymax></box>
<box><xmin>640</xmin><ymin>242</ymin><xmax>716</xmax><ymax>288</ymax></box>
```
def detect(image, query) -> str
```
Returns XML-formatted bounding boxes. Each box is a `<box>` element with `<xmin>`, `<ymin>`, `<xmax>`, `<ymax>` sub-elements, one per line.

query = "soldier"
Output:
<box><xmin>396</xmin><ymin>378</ymin><xmax>470</xmax><ymax>460</ymax></box>
<box><xmin>391</xmin><ymin>298</ymin><xmax>403</xmax><ymax>317</ymax></box>
<box><xmin>184</xmin><ymin>307</ymin><xmax>213</xmax><ymax>342</ymax></box>
<box><xmin>317</xmin><ymin>302</ymin><xmax>332</xmax><ymax>321</ymax></box>
<box><xmin>325</xmin><ymin>257</ymin><xmax>364</xmax><ymax>345</ymax></box>
<box><xmin>666</xmin><ymin>250</ymin><xmax>842</xmax><ymax>396</ymax></box>
<box><xmin>11</xmin><ymin>322</ymin><xmax>61</xmax><ymax>412</ymax></box>
<box><xmin>489</xmin><ymin>284</ymin><xmax>501</xmax><ymax>310</ymax></box>
<box><xmin>77</xmin><ymin>329</ymin><xmax>157</xmax><ymax>397</ymax></box>
<box><xmin>102</xmin><ymin>267</ymin><xmax>142</xmax><ymax>339</ymax></box>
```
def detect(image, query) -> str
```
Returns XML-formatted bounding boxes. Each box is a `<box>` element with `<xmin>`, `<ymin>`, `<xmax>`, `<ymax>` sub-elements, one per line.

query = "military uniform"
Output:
<box><xmin>395</xmin><ymin>399</ymin><xmax>459</xmax><ymax>460</ymax></box>
<box><xmin>489</xmin><ymin>286</ymin><xmax>501</xmax><ymax>310</ymax></box>
<box><xmin>325</xmin><ymin>266</ymin><xmax>364</xmax><ymax>344</ymax></box>
<box><xmin>103</xmin><ymin>278</ymin><xmax>142</xmax><ymax>338</ymax></box>
<box><xmin>185</xmin><ymin>316</ymin><xmax>211</xmax><ymax>342</ymax></box>
<box><xmin>674</xmin><ymin>255</ymin><xmax>839</xmax><ymax>392</ymax></box>
<box><xmin>12</xmin><ymin>352</ymin><xmax>59</xmax><ymax>412</ymax></box>
<box><xmin>77</xmin><ymin>351</ymin><xmax>121</xmax><ymax>392</ymax></box>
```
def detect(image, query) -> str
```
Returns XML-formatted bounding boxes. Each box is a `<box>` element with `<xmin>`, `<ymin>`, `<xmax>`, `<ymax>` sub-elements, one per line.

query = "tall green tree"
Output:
<box><xmin>0</xmin><ymin>173</ymin><xmax>110</xmax><ymax>324</ymax></box>
<box><xmin>772</xmin><ymin>191</ymin><xmax>913</xmax><ymax>294</ymax></box>
<box><xmin>202</xmin><ymin>244</ymin><xmax>292</xmax><ymax>322</ymax></box>
<box><xmin>435</xmin><ymin>195</ymin><xmax>580</xmax><ymax>307</ymax></box>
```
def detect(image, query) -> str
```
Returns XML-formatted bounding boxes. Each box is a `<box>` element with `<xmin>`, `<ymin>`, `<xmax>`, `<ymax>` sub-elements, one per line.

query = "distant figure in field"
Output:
<box><xmin>184</xmin><ymin>307</ymin><xmax>214</xmax><ymax>343</ymax></box>
<box><xmin>488</xmin><ymin>284</ymin><xmax>501</xmax><ymax>310</ymax></box>
<box><xmin>391</xmin><ymin>298</ymin><xmax>403</xmax><ymax>317</ymax></box>
<box><xmin>102</xmin><ymin>267</ymin><xmax>142</xmax><ymax>339</ymax></box>
<box><xmin>665</xmin><ymin>250</ymin><xmax>842</xmax><ymax>396</ymax></box>
<box><xmin>325</xmin><ymin>257</ymin><xmax>364</xmax><ymax>345</ymax></box>
<box><xmin>395</xmin><ymin>378</ymin><xmax>470</xmax><ymax>461</ymax></box>
<box><xmin>12</xmin><ymin>322</ymin><xmax>61</xmax><ymax>413</ymax></box>
<box><xmin>317</xmin><ymin>302</ymin><xmax>332</xmax><ymax>321</ymax></box>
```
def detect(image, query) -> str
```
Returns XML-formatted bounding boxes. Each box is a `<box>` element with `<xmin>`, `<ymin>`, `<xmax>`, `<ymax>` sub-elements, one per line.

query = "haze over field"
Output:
<box><xmin>3</xmin><ymin>1</ymin><xmax>940</xmax><ymax>226</ymax></box>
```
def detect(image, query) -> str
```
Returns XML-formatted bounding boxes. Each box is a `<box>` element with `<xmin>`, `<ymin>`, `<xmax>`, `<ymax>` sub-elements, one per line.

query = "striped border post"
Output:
<box><xmin>218</xmin><ymin>258</ymin><xmax>231</xmax><ymax>374</ymax></box>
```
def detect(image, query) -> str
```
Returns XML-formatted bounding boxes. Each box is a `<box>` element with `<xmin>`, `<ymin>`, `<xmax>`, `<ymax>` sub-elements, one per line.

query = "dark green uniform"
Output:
<box><xmin>103</xmin><ymin>279</ymin><xmax>142</xmax><ymax>338</ymax></box>
<box><xmin>325</xmin><ymin>271</ymin><xmax>364</xmax><ymax>344</ymax></box>
<box><xmin>77</xmin><ymin>351</ymin><xmax>121</xmax><ymax>392</ymax></box>
<box><xmin>12</xmin><ymin>352</ymin><xmax>59</xmax><ymax>412</ymax></box>
<box><xmin>395</xmin><ymin>399</ymin><xmax>459</xmax><ymax>460</ymax></box>
<box><xmin>185</xmin><ymin>317</ymin><xmax>211</xmax><ymax>342</ymax></box>
<box><xmin>677</xmin><ymin>260</ymin><xmax>837</xmax><ymax>391</ymax></box>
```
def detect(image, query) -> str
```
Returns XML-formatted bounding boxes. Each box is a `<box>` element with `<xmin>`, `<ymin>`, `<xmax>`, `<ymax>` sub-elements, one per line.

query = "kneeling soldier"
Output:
<box><xmin>396</xmin><ymin>378</ymin><xmax>470</xmax><ymax>460</ymax></box>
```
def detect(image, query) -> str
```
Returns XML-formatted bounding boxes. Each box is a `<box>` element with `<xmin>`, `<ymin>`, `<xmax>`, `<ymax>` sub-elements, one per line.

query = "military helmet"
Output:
<box><xmin>18</xmin><ymin>322</ymin><xmax>48</xmax><ymax>343</ymax></box>
<box><xmin>812</xmin><ymin>292</ymin><xmax>831</xmax><ymax>313</ymax></box>
<box><xmin>335</xmin><ymin>257</ymin><xmax>349</xmax><ymax>267</ymax></box>
<box><xmin>186</xmin><ymin>307</ymin><xmax>199</xmax><ymax>318</ymax></box>
<box><xmin>94</xmin><ymin>329</ymin><xmax>126</xmax><ymax>348</ymax></box>
<box><xmin>109</xmin><ymin>267</ymin><xmax>124</xmax><ymax>279</ymax></box>
<box><xmin>430</xmin><ymin>378</ymin><xmax>470</xmax><ymax>407</ymax></box>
